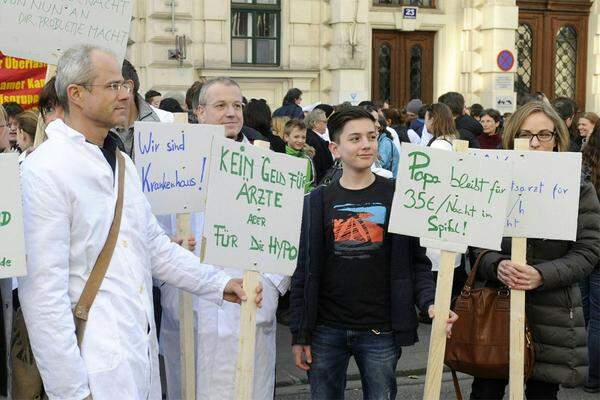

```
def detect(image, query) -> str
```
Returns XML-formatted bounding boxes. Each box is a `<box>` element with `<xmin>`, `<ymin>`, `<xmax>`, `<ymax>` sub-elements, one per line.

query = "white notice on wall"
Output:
<box><xmin>134</xmin><ymin>122</ymin><xmax>224</xmax><ymax>215</ymax></box>
<box><xmin>202</xmin><ymin>136</ymin><xmax>306</xmax><ymax>276</ymax></box>
<box><xmin>0</xmin><ymin>154</ymin><xmax>27</xmax><ymax>279</ymax></box>
<box><xmin>389</xmin><ymin>144</ymin><xmax>511</xmax><ymax>253</ymax></box>
<box><xmin>0</xmin><ymin>0</ymin><xmax>133</xmax><ymax>64</ymax></box>
<box><xmin>469</xmin><ymin>149</ymin><xmax>581</xmax><ymax>241</ymax></box>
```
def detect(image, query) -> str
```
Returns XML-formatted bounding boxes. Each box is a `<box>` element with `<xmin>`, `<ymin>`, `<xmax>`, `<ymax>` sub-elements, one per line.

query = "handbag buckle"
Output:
<box><xmin>498</xmin><ymin>287</ymin><xmax>510</xmax><ymax>297</ymax></box>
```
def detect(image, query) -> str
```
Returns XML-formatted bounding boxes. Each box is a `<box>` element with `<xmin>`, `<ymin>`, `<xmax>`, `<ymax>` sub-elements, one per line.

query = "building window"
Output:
<box><xmin>378</xmin><ymin>44</ymin><xmax>392</xmax><ymax>102</ymax></box>
<box><xmin>409</xmin><ymin>44</ymin><xmax>422</xmax><ymax>100</ymax></box>
<box><xmin>231</xmin><ymin>0</ymin><xmax>280</xmax><ymax>65</ymax></box>
<box><xmin>515</xmin><ymin>23</ymin><xmax>533</xmax><ymax>100</ymax></box>
<box><xmin>373</xmin><ymin>0</ymin><xmax>435</xmax><ymax>7</ymax></box>
<box><xmin>554</xmin><ymin>25</ymin><xmax>577</xmax><ymax>99</ymax></box>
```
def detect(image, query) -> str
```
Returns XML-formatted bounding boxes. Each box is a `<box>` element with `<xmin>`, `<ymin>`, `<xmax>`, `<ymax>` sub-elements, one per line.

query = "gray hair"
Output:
<box><xmin>197</xmin><ymin>77</ymin><xmax>241</xmax><ymax>107</ymax></box>
<box><xmin>305</xmin><ymin>109</ymin><xmax>327</xmax><ymax>129</ymax></box>
<box><xmin>55</xmin><ymin>45</ymin><xmax>115</xmax><ymax>113</ymax></box>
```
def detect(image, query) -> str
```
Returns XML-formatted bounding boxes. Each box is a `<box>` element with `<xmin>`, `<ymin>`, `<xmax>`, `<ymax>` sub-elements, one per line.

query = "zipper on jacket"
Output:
<box><xmin>566</xmin><ymin>288</ymin><xmax>573</xmax><ymax>320</ymax></box>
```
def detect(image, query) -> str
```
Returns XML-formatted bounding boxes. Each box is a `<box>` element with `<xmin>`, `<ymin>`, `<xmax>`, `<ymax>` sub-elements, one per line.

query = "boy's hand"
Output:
<box><xmin>428</xmin><ymin>305</ymin><xmax>458</xmax><ymax>339</ymax></box>
<box><xmin>292</xmin><ymin>345</ymin><xmax>312</xmax><ymax>371</ymax></box>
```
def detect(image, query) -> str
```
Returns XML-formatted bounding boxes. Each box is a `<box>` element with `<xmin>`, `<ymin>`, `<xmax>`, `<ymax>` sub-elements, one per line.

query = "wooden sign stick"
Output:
<box><xmin>172</xmin><ymin>112</ymin><xmax>196</xmax><ymax>400</ymax></box>
<box><xmin>509</xmin><ymin>138</ymin><xmax>530</xmax><ymax>400</ymax></box>
<box><xmin>423</xmin><ymin>139</ymin><xmax>469</xmax><ymax>400</ymax></box>
<box><xmin>234</xmin><ymin>139</ymin><xmax>270</xmax><ymax>400</ymax></box>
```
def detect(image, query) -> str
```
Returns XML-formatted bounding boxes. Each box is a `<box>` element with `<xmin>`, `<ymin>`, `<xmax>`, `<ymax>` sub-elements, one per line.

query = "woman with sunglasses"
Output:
<box><xmin>469</xmin><ymin>101</ymin><xmax>600</xmax><ymax>399</ymax></box>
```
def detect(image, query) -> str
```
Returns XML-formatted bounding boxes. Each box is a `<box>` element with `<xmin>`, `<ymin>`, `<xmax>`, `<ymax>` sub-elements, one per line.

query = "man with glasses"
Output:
<box><xmin>17</xmin><ymin>45</ymin><xmax>258</xmax><ymax>400</ymax></box>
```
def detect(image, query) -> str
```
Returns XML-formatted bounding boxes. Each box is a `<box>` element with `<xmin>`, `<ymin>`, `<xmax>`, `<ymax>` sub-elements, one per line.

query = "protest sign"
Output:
<box><xmin>0</xmin><ymin>153</ymin><xmax>27</xmax><ymax>279</ymax></box>
<box><xmin>202</xmin><ymin>136</ymin><xmax>306</xmax><ymax>276</ymax></box>
<box><xmin>389</xmin><ymin>143</ymin><xmax>511</xmax><ymax>253</ymax></box>
<box><xmin>134</xmin><ymin>121</ymin><xmax>223</xmax><ymax>215</ymax></box>
<box><xmin>0</xmin><ymin>0</ymin><xmax>133</xmax><ymax>65</ymax></box>
<box><xmin>469</xmin><ymin>149</ymin><xmax>581</xmax><ymax>241</ymax></box>
<box><xmin>0</xmin><ymin>52</ymin><xmax>47</xmax><ymax>109</ymax></box>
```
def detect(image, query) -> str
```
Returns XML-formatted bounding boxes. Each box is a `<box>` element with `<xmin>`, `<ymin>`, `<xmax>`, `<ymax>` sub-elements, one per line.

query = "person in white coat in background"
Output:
<box><xmin>158</xmin><ymin>77</ymin><xmax>288</xmax><ymax>400</ymax></box>
<box><xmin>17</xmin><ymin>45</ymin><xmax>261</xmax><ymax>400</ymax></box>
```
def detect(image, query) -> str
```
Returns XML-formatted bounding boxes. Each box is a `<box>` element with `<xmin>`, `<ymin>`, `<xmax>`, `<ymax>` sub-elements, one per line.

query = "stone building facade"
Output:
<box><xmin>128</xmin><ymin>0</ymin><xmax>598</xmax><ymax>113</ymax></box>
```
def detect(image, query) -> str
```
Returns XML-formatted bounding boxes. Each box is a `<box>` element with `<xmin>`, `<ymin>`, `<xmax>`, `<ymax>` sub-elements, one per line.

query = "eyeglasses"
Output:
<box><xmin>517</xmin><ymin>130</ymin><xmax>555</xmax><ymax>142</ymax></box>
<box><xmin>80</xmin><ymin>81</ymin><xmax>133</xmax><ymax>93</ymax></box>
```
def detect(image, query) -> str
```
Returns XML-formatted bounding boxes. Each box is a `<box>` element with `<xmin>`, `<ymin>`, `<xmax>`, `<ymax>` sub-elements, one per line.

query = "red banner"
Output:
<box><xmin>0</xmin><ymin>52</ymin><xmax>47</xmax><ymax>110</ymax></box>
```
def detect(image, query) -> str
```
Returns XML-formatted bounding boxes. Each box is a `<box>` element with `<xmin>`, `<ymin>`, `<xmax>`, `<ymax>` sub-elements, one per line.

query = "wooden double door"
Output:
<box><xmin>372</xmin><ymin>30</ymin><xmax>435</xmax><ymax>107</ymax></box>
<box><xmin>516</xmin><ymin>0</ymin><xmax>591</xmax><ymax>108</ymax></box>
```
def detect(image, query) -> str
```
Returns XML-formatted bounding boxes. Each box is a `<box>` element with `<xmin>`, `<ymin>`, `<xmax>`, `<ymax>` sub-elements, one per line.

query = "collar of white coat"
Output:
<box><xmin>45</xmin><ymin>119</ymin><xmax>90</xmax><ymax>144</ymax></box>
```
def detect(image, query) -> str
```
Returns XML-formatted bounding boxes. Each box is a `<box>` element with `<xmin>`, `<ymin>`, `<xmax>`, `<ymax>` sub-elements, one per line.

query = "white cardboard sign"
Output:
<box><xmin>134</xmin><ymin>122</ymin><xmax>224</xmax><ymax>215</ymax></box>
<box><xmin>389</xmin><ymin>144</ymin><xmax>511</xmax><ymax>252</ymax></box>
<box><xmin>202</xmin><ymin>136</ymin><xmax>306</xmax><ymax>276</ymax></box>
<box><xmin>0</xmin><ymin>0</ymin><xmax>133</xmax><ymax>65</ymax></box>
<box><xmin>0</xmin><ymin>154</ymin><xmax>27</xmax><ymax>278</ymax></box>
<box><xmin>469</xmin><ymin>149</ymin><xmax>581</xmax><ymax>241</ymax></box>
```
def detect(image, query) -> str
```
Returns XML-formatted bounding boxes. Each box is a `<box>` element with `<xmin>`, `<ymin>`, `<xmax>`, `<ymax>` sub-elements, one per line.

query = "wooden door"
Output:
<box><xmin>516</xmin><ymin>1</ymin><xmax>591</xmax><ymax>108</ymax></box>
<box><xmin>372</xmin><ymin>30</ymin><xmax>435</xmax><ymax>107</ymax></box>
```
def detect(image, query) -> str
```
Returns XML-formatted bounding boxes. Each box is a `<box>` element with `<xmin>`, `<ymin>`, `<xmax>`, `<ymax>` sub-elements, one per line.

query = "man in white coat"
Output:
<box><xmin>17</xmin><ymin>45</ymin><xmax>260</xmax><ymax>400</ymax></box>
<box><xmin>159</xmin><ymin>77</ymin><xmax>289</xmax><ymax>400</ymax></box>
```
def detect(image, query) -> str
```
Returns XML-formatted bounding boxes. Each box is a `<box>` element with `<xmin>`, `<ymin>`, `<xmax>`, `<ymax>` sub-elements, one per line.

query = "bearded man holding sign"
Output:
<box><xmin>17</xmin><ymin>45</ymin><xmax>260</xmax><ymax>400</ymax></box>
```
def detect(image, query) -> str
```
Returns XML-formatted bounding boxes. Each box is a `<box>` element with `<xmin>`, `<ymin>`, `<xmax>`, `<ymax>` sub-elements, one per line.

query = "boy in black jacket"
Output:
<box><xmin>290</xmin><ymin>107</ymin><xmax>457</xmax><ymax>399</ymax></box>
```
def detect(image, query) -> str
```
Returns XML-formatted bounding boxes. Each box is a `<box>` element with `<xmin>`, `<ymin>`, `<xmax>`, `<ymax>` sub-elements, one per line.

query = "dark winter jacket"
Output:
<box><xmin>474</xmin><ymin>179</ymin><xmax>600</xmax><ymax>386</ymax></box>
<box><xmin>290</xmin><ymin>185</ymin><xmax>436</xmax><ymax>347</ymax></box>
<box><xmin>272</xmin><ymin>103</ymin><xmax>304</xmax><ymax>119</ymax></box>
<box><xmin>305</xmin><ymin>129</ymin><xmax>333</xmax><ymax>184</ymax></box>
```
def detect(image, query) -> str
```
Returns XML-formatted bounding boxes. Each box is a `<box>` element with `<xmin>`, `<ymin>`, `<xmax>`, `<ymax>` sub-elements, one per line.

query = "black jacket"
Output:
<box><xmin>455</xmin><ymin>114</ymin><xmax>483</xmax><ymax>149</ymax></box>
<box><xmin>239</xmin><ymin>125</ymin><xmax>268</xmax><ymax>143</ymax></box>
<box><xmin>273</xmin><ymin>103</ymin><xmax>304</xmax><ymax>119</ymax></box>
<box><xmin>290</xmin><ymin>185</ymin><xmax>435</xmax><ymax>346</ymax></box>
<box><xmin>305</xmin><ymin>129</ymin><xmax>333</xmax><ymax>184</ymax></box>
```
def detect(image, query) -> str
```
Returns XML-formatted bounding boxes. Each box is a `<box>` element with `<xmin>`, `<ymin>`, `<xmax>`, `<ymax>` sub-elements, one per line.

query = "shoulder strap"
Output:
<box><xmin>74</xmin><ymin>151</ymin><xmax>125</xmax><ymax>324</ymax></box>
<box><xmin>462</xmin><ymin>250</ymin><xmax>491</xmax><ymax>294</ymax></box>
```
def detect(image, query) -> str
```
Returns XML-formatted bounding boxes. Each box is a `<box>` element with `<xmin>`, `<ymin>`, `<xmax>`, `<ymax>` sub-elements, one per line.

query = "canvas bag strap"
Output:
<box><xmin>74</xmin><ymin>151</ymin><xmax>125</xmax><ymax>329</ymax></box>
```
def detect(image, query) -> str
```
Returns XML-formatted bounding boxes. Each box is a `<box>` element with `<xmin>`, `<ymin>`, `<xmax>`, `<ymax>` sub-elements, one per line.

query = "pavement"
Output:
<box><xmin>273</xmin><ymin>323</ymin><xmax>597</xmax><ymax>399</ymax></box>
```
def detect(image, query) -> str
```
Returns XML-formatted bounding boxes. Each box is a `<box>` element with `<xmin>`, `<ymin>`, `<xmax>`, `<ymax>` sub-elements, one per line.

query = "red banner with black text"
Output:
<box><xmin>0</xmin><ymin>52</ymin><xmax>47</xmax><ymax>110</ymax></box>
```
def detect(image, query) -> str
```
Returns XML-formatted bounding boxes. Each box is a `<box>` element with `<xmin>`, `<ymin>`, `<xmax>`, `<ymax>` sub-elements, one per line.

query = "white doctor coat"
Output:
<box><xmin>157</xmin><ymin>213</ymin><xmax>289</xmax><ymax>400</ymax></box>
<box><xmin>18</xmin><ymin>119</ymin><xmax>231</xmax><ymax>400</ymax></box>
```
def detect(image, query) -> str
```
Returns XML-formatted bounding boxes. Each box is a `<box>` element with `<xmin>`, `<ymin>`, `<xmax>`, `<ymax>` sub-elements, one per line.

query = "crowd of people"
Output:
<box><xmin>0</xmin><ymin>43</ymin><xmax>598</xmax><ymax>400</ymax></box>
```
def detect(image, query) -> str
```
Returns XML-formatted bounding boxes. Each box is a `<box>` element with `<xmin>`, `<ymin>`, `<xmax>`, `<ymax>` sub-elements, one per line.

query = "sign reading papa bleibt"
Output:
<box><xmin>202</xmin><ymin>136</ymin><xmax>306</xmax><ymax>276</ymax></box>
<box><xmin>389</xmin><ymin>143</ymin><xmax>511</xmax><ymax>252</ymax></box>
<box><xmin>0</xmin><ymin>154</ymin><xmax>27</xmax><ymax>278</ymax></box>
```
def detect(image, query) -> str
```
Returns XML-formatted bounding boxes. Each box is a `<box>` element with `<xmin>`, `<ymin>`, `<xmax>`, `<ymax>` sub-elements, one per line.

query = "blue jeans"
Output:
<box><xmin>307</xmin><ymin>325</ymin><xmax>401</xmax><ymax>400</ymax></box>
<box><xmin>581</xmin><ymin>269</ymin><xmax>600</xmax><ymax>387</ymax></box>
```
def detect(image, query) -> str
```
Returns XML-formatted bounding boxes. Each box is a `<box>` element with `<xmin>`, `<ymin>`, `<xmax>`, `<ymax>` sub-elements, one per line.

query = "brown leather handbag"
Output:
<box><xmin>444</xmin><ymin>250</ymin><xmax>535</xmax><ymax>394</ymax></box>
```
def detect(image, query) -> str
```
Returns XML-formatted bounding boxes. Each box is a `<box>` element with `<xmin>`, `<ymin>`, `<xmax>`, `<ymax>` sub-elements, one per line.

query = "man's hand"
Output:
<box><xmin>171</xmin><ymin>235</ymin><xmax>196</xmax><ymax>252</ymax></box>
<box><xmin>292</xmin><ymin>345</ymin><xmax>312</xmax><ymax>371</ymax></box>
<box><xmin>428</xmin><ymin>305</ymin><xmax>458</xmax><ymax>339</ymax></box>
<box><xmin>223</xmin><ymin>278</ymin><xmax>263</xmax><ymax>307</ymax></box>
<box><xmin>497</xmin><ymin>260</ymin><xmax>543</xmax><ymax>290</ymax></box>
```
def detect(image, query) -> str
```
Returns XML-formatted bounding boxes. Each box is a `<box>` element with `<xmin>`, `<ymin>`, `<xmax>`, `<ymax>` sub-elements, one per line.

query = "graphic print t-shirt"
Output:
<box><xmin>318</xmin><ymin>175</ymin><xmax>395</xmax><ymax>330</ymax></box>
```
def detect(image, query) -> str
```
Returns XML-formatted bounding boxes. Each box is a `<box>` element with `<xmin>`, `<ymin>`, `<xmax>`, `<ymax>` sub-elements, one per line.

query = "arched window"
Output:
<box><xmin>410</xmin><ymin>44</ymin><xmax>423</xmax><ymax>100</ymax></box>
<box><xmin>554</xmin><ymin>25</ymin><xmax>577</xmax><ymax>98</ymax></box>
<box><xmin>515</xmin><ymin>23</ymin><xmax>533</xmax><ymax>98</ymax></box>
<box><xmin>378</xmin><ymin>43</ymin><xmax>392</xmax><ymax>102</ymax></box>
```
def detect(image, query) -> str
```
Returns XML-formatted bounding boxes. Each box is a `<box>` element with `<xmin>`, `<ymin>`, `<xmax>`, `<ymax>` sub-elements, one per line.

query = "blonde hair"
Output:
<box><xmin>272</xmin><ymin>116</ymin><xmax>290</xmax><ymax>139</ymax></box>
<box><xmin>0</xmin><ymin>106</ymin><xmax>7</xmax><ymax>125</ymax></box>
<box><xmin>502</xmin><ymin>101</ymin><xmax>570</xmax><ymax>152</ymax></box>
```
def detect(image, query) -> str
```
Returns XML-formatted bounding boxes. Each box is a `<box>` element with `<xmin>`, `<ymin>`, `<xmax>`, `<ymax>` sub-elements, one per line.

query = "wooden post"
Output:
<box><xmin>176</xmin><ymin>213</ymin><xmax>196</xmax><ymax>400</ymax></box>
<box><xmin>173</xmin><ymin>111</ymin><xmax>195</xmax><ymax>399</ymax></box>
<box><xmin>423</xmin><ymin>139</ymin><xmax>469</xmax><ymax>400</ymax></box>
<box><xmin>509</xmin><ymin>138</ymin><xmax>530</xmax><ymax>400</ymax></box>
<box><xmin>234</xmin><ymin>270</ymin><xmax>260</xmax><ymax>400</ymax></box>
<box><xmin>233</xmin><ymin>139</ymin><xmax>270</xmax><ymax>400</ymax></box>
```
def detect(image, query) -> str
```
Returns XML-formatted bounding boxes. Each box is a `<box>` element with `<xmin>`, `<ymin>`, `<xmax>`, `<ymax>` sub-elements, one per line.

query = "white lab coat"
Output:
<box><xmin>18</xmin><ymin>119</ymin><xmax>231</xmax><ymax>400</ymax></box>
<box><xmin>157</xmin><ymin>213</ymin><xmax>289</xmax><ymax>400</ymax></box>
